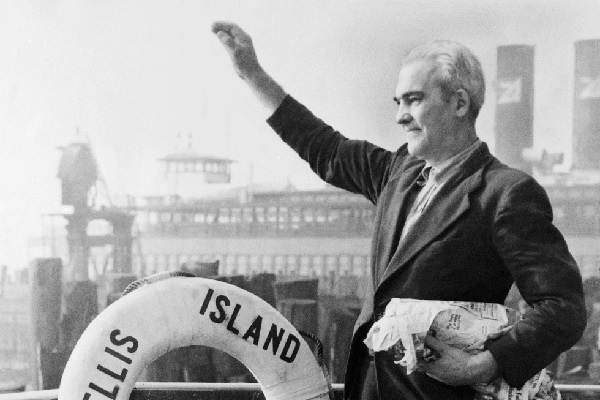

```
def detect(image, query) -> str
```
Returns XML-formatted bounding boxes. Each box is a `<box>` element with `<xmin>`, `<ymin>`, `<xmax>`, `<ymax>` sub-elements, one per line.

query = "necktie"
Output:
<box><xmin>382</xmin><ymin>166</ymin><xmax>432</xmax><ymax>280</ymax></box>
<box><xmin>415</xmin><ymin>166</ymin><xmax>432</xmax><ymax>188</ymax></box>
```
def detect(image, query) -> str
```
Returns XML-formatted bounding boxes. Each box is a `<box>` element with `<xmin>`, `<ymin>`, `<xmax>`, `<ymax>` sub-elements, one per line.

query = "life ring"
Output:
<box><xmin>59</xmin><ymin>273</ymin><xmax>332</xmax><ymax>400</ymax></box>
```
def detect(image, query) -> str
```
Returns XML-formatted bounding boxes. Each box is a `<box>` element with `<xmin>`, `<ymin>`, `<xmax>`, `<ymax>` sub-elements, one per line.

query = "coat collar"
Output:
<box><xmin>377</xmin><ymin>142</ymin><xmax>494</xmax><ymax>288</ymax></box>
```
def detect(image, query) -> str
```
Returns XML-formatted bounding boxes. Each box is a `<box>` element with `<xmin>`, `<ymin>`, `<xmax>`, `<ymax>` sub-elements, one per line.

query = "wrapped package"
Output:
<box><xmin>364</xmin><ymin>299</ymin><xmax>561</xmax><ymax>400</ymax></box>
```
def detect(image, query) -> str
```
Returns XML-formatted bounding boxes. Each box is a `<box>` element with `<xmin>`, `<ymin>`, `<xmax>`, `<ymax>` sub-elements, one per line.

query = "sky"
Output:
<box><xmin>1</xmin><ymin>0</ymin><xmax>600</xmax><ymax>269</ymax></box>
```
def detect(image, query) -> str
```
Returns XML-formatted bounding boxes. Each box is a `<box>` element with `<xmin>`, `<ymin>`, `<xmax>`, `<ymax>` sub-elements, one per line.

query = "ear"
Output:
<box><xmin>455</xmin><ymin>89</ymin><xmax>470</xmax><ymax>118</ymax></box>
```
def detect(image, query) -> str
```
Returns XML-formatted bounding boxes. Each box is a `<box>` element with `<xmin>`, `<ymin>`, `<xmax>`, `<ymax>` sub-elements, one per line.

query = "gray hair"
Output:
<box><xmin>403</xmin><ymin>40</ymin><xmax>486</xmax><ymax>120</ymax></box>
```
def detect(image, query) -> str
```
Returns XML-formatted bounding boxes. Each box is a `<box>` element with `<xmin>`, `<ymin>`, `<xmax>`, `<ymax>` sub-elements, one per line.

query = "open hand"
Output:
<box><xmin>211</xmin><ymin>21</ymin><xmax>263</xmax><ymax>80</ymax></box>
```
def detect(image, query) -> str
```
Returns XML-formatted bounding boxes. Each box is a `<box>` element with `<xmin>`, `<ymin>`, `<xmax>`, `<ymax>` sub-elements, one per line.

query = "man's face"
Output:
<box><xmin>394</xmin><ymin>60</ymin><xmax>459</xmax><ymax>164</ymax></box>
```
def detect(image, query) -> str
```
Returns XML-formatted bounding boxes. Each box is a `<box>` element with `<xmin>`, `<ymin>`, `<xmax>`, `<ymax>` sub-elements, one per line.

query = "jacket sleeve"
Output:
<box><xmin>487</xmin><ymin>176</ymin><xmax>587</xmax><ymax>388</ymax></box>
<box><xmin>267</xmin><ymin>95</ymin><xmax>394</xmax><ymax>205</ymax></box>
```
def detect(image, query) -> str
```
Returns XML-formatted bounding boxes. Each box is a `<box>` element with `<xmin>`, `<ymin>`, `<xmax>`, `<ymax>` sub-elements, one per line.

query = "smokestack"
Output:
<box><xmin>573</xmin><ymin>39</ymin><xmax>600</xmax><ymax>170</ymax></box>
<box><xmin>495</xmin><ymin>45</ymin><xmax>535</xmax><ymax>174</ymax></box>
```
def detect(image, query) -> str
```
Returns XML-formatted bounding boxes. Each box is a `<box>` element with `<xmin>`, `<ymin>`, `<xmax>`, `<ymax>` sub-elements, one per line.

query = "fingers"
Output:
<box><xmin>211</xmin><ymin>21</ymin><xmax>235</xmax><ymax>35</ymax></box>
<box><xmin>211</xmin><ymin>21</ymin><xmax>235</xmax><ymax>49</ymax></box>
<box><xmin>229</xmin><ymin>24</ymin><xmax>250</xmax><ymax>41</ymax></box>
<box><xmin>416</xmin><ymin>358</ymin><xmax>437</xmax><ymax>376</ymax></box>
<box><xmin>210</xmin><ymin>20</ymin><xmax>262</xmax><ymax>80</ymax></box>
<box><xmin>417</xmin><ymin>336</ymin><xmax>444</xmax><ymax>372</ymax></box>
<box><xmin>211</xmin><ymin>21</ymin><xmax>251</xmax><ymax>43</ymax></box>
<box><xmin>423</xmin><ymin>335</ymin><xmax>449</xmax><ymax>352</ymax></box>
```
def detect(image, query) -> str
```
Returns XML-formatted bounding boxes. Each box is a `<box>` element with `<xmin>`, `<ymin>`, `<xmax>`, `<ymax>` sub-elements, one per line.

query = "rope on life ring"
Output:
<box><xmin>59</xmin><ymin>273</ymin><xmax>332</xmax><ymax>400</ymax></box>
<box><xmin>121</xmin><ymin>270</ymin><xmax>196</xmax><ymax>296</ymax></box>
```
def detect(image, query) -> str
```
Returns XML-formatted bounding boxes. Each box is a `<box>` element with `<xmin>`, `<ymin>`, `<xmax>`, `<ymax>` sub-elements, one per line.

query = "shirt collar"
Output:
<box><xmin>424</xmin><ymin>138</ymin><xmax>482</xmax><ymax>183</ymax></box>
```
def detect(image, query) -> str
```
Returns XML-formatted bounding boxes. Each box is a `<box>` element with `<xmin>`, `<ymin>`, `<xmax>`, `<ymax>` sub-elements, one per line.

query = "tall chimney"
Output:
<box><xmin>495</xmin><ymin>45</ymin><xmax>535</xmax><ymax>174</ymax></box>
<box><xmin>573</xmin><ymin>39</ymin><xmax>600</xmax><ymax>170</ymax></box>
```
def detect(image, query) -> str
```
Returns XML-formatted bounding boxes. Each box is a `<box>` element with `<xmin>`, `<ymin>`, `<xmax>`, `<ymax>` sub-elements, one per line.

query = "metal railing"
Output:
<box><xmin>1</xmin><ymin>383</ymin><xmax>600</xmax><ymax>400</ymax></box>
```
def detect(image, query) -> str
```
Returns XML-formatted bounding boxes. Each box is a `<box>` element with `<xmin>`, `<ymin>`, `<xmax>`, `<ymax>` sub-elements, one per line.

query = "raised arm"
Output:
<box><xmin>211</xmin><ymin>21</ymin><xmax>286</xmax><ymax>113</ymax></box>
<box><xmin>211</xmin><ymin>21</ymin><xmax>395</xmax><ymax>203</ymax></box>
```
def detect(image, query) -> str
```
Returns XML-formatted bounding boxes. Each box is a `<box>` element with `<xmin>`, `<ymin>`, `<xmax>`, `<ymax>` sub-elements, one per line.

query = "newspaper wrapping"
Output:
<box><xmin>364</xmin><ymin>299</ymin><xmax>561</xmax><ymax>400</ymax></box>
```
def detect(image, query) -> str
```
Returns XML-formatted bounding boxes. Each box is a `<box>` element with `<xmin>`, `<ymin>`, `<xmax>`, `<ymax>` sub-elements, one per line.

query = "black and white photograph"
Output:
<box><xmin>1</xmin><ymin>1</ymin><xmax>600</xmax><ymax>399</ymax></box>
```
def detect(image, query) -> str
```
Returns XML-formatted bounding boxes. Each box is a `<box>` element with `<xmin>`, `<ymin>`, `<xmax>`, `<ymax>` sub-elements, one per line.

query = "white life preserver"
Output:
<box><xmin>58</xmin><ymin>274</ymin><xmax>331</xmax><ymax>400</ymax></box>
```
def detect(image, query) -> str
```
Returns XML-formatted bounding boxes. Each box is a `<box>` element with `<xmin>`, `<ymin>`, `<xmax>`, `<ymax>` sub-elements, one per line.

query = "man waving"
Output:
<box><xmin>212</xmin><ymin>21</ymin><xmax>586</xmax><ymax>400</ymax></box>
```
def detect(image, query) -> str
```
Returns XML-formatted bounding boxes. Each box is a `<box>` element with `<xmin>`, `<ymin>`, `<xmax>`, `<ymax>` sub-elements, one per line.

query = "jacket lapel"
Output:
<box><xmin>372</xmin><ymin>160</ymin><xmax>423</xmax><ymax>283</ymax></box>
<box><xmin>377</xmin><ymin>143</ymin><xmax>494</xmax><ymax>288</ymax></box>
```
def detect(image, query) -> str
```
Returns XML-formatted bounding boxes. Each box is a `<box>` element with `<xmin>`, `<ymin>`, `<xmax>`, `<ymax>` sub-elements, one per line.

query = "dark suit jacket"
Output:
<box><xmin>268</xmin><ymin>96</ymin><xmax>586</xmax><ymax>399</ymax></box>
